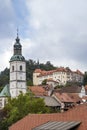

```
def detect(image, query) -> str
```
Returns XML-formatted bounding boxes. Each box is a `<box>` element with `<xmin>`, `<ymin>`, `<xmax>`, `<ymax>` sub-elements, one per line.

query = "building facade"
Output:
<box><xmin>9</xmin><ymin>34</ymin><xmax>26</xmax><ymax>98</ymax></box>
<box><xmin>0</xmin><ymin>34</ymin><xmax>26</xmax><ymax>109</ymax></box>
<box><xmin>33</xmin><ymin>68</ymin><xmax>84</xmax><ymax>86</ymax></box>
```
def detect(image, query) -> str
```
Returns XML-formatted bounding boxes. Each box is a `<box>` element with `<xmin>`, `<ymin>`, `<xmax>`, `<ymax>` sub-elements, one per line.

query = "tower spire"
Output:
<box><xmin>17</xmin><ymin>28</ymin><xmax>19</xmax><ymax>38</ymax></box>
<box><xmin>16</xmin><ymin>28</ymin><xmax>20</xmax><ymax>43</ymax></box>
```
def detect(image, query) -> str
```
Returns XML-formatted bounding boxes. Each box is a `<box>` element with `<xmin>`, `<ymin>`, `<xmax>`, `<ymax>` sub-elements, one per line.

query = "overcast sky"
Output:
<box><xmin>0</xmin><ymin>0</ymin><xmax>87</xmax><ymax>72</ymax></box>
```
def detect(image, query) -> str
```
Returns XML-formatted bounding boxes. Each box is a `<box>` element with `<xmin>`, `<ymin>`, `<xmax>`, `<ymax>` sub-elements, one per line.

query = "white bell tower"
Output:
<box><xmin>9</xmin><ymin>31</ymin><xmax>26</xmax><ymax>98</ymax></box>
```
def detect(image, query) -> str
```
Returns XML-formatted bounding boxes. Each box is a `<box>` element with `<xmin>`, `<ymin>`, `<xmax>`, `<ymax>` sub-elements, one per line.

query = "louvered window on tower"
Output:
<box><xmin>20</xmin><ymin>65</ymin><xmax>22</xmax><ymax>71</ymax></box>
<box><xmin>12</xmin><ymin>66</ymin><xmax>14</xmax><ymax>71</ymax></box>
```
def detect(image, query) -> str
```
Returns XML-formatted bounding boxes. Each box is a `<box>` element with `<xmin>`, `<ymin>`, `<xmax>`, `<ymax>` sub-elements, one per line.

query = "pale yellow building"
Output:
<box><xmin>33</xmin><ymin>67</ymin><xmax>83</xmax><ymax>86</ymax></box>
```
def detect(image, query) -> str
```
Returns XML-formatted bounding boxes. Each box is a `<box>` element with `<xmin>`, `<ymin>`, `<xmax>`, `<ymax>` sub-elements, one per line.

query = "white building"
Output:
<box><xmin>9</xmin><ymin>34</ymin><xmax>26</xmax><ymax>98</ymax></box>
<box><xmin>0</xmin><ymin>33</ymin><xmax>26</xmax><ymax>108</ymax></box>
<box><xmin>72</xmin><ymin>70</ymin><xmax>83</xmax><ymax>83</ymax></box>
<box><xmin>33</xmin><ymin>68</ymin><xmax>83</xmax><ymax>86</ymax></box>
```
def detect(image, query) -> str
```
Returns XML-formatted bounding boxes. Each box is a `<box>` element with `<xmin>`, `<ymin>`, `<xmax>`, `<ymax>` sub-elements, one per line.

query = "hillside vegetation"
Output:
<box><xmin>0</xmin><ymin>59</ymin><xmax>56</xmax><ymax>90</ymax></box>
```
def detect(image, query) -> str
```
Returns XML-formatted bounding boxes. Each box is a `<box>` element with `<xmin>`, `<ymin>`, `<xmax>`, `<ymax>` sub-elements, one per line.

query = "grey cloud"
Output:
<box><xmin>0</xmin><ymin>0</ymin><xmax>16</xmax><ymax>38</ymax></box>
<box><xmin>25</xmin><ymin>0</ymin><xmax>87</xmax><ymax>71</ymax></box>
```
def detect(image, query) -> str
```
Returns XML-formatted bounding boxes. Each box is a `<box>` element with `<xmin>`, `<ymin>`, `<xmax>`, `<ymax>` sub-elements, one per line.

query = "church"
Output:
<box><xmin>0</xmin><ymin>32</ymin><xmax>26</xmax><ymax>109</ymax></box>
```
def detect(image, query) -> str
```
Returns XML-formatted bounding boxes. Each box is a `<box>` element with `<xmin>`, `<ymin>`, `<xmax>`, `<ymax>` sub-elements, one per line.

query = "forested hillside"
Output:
<box><xmin>0</xmin><ymin>59</ymin><xmax>57</xmax><ymax>91</ymax></box>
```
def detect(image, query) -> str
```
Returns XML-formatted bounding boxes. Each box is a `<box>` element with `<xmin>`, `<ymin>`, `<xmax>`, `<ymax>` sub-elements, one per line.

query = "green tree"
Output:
<box><xmin>42</xmin><ymin>79</ymin><xmax>47</xmax><ymax>85</ymax></box>
<box><xmin>0</xmin><ymin>92</ymin><xmax>50</xmax><ymax>130</ymax></box>
<box><xmin>0</xmin><ymin>59</ymin><xmax>57</xmax><ymax>88</ymax></box>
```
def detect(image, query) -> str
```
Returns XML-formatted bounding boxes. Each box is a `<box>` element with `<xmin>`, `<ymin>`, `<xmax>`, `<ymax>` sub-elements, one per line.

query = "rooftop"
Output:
<box><xmin>9</xmin><ymin>104</ymin><xmax>87</xmax><ymax>130</ymax></box>
<box><xmin>55</xmin><ymin>86</ymin><xmax>82</xmax><ymax>93</ymax></box>
<box><xmin>0</xmin><ymin>84</ymin><xmax>11</xmax><ymax>97</ymax></box>
<box><xmin>37</xmin><ymin>96</ymin><xmax>61</xmax><ymax>107</ymax></box>
<box><xmin>29</xmin><ymin>86</ymin><xmax>47</xmax><ymax>96</ymax></box>
<box><xmin>33</xmin><ymin>121</ymin><xmax>81</xmax><ymax>130</ymax></box>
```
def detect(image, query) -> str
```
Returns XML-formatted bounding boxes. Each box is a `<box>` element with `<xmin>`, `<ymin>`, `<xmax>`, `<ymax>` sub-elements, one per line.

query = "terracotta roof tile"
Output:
<box><xmin>74</xmin><ymin>70</ymin><xmax>84</xmax><ymax>76</ymax></box>
<box><xmin>29</xmin><ymin>86</ymin><xmax>47</xmax><ymax>96</ymax></box>
<box><xmin>9</xmin><ymin>104</ymin><xmax>87</xmax><ymax>130</ymax></box>
<box><xmin>35</xmin><ymin>68</ymin><xmax>83</xmax><ymax>77</ymax></box>
<box><xmin>54</xmin><ymin>92</ymin><xmax>74</xmax><ymax>103</ymax></box>
<box><xmin>68</xmin><ymin>93</ymin><xmax>82</xmax><ymax>103</ymax></box>
<box><xmin>34</xmin><ymin>69</ymin><xmax>42</xmax><ymax>73</ymax></box>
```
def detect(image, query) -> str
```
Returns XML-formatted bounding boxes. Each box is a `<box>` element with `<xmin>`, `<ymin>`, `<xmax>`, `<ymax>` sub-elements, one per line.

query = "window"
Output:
<box><xmin>20</xmin><ymin>65</ymin><xmax>22</xmax><ymax>71</ymax></box>
<box><xmin>12</xmin><ymin>66</ymin><xmax>14</xmax><ymax>71</ymax></box>
<box><xmin>20</xmin><ymin>76</ymin><xmax>22</xmax><ymax>80</ymax></box>
<box><xmin>0</xmin><ymin>102</ymin><xmax>2</xmax><ymax>107</ymax></box>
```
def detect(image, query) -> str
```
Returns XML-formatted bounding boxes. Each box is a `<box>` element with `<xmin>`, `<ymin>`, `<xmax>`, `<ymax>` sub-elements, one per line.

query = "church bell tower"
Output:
<box><xmin>9</xmin><ymin>31</ymin><xmax>26</xmax><ymax>98</ymax></box>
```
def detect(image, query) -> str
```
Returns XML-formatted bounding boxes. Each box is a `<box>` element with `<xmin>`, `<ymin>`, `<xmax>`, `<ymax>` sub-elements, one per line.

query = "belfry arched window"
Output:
<box><xmin>12</xmin><ymin>66</ymin><xmax>14</xmax><ymax>71</ymax></box>
<box><xmin>20</xmin><ymin>65</ymin><xmax>22</xmax><ymax>71</ymax></box>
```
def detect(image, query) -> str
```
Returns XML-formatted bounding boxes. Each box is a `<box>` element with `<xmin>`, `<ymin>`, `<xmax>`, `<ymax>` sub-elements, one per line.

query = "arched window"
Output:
<box><xmin>12</xmin><ymin>66</ymin><xmax>14</xmax><ymax>71</ymax></box>
<box><xmin>20</xmin><ymin>65</ymin><xmax>22</xmax><ymax>71</ymax></box>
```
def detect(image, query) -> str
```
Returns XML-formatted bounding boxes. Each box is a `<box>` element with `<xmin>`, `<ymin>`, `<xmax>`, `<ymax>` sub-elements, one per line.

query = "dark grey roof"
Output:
<box><xmin>10</xmin><ymin>55</ymin><xmax>25</xmax><ymax>62</ymax></box>
<box><xmin>33</xmin><ymin>121</ymin><xmax>81</xmax><ymax>130</ymax></box>
<box><xmin>0</xmin><ymin>84</ymin><xmax>11</xmax><ymax>97</ymax></box>
<box><xmin>37</xmin><ymin>96</ymin><xmax>61</xmax><ymax>107</ymax></box>
<box><xmin>55</xmin><ymin>86</ymin><xmax>81</xmax><ymax>93</ymax></box>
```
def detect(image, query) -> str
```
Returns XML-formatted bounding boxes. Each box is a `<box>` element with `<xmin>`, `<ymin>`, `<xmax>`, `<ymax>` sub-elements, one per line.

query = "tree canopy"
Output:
<box><xmin>0</xmin><ymin>92</ymin><xmax>50</xmax><ymax>130</ymax></box>
<box><xmin>0</xmin><ymin>68</ymin><xmax>9</xmax><ymax>88</ymax></box>
<box><xmin>0</xmin><ymin>59</ymin><xmax>56</xmax><ymax>90</ymax></box>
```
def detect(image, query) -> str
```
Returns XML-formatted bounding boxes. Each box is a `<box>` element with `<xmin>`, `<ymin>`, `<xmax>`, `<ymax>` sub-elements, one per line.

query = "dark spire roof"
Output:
<box><xmin>10</xmin><ymin>29</ymin><xmax>25</xmax><ymax>62</ymax></box>
<box><xmin>15</xmin><ymin>28</ymin><xmax>20</xmax><ymax>43</ymax></box>
<box><xmin>14</xmin><ymin>29</ymin><xmax>21</xmax><ymax>47</ymax></box>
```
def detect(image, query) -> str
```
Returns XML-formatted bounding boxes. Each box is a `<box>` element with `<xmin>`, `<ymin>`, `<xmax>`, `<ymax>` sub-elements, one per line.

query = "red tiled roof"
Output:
<box><xmin>73</xmin><ymin>70</ymin><xmax>84</xmax><ymax>76</ymax></box>
<box><xmin>56</xmin><ymin>67</ymin><xmax>72</xmax><ymax>72</ymax></box>
<box><xmin>38</xmin><ymin>70</ymin><xmax>54</xmax><ymax>77</ymax></box>
<box><xmin>68</xmin><ymin>93</ymin><xmax>82</xmax><ymax>103</ymax></box>
<box><xmin>34</xmin><ymin>68</ymin><xmax>83</xmax><ymax>77</ymax></box>
<box><xmin>34</xmin><ymin>69</ymin><xmax>42</xmax><ymax>73</ymax></box>
<box><xmin>29</xmin><ymin>86</ymin><xmax>47</xmax><ymax>96</ymax></box>
<box><xmin>54</xmin><ymin>92</ymin><xmax>74</xmax><ymax>103</ymax></box>
<box><xmin>9</xmin><ymin>104</ymin><xmax>87</xmax><ymax>130</ymax></box>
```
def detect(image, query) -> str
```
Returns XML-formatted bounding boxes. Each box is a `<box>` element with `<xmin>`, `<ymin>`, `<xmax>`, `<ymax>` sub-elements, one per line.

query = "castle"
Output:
<box><xmin>33</xmin><ymin>68</ymin><xmax>83</xmax><ymax>86</ymax></box>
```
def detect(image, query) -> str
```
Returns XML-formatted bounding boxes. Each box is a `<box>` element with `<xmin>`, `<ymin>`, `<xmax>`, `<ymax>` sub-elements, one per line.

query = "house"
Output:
<box><xmin>53</xmin><ymin>92</ymin><xmax>74</xmax><ymax>110</ymax></box>
<box><xmin>29</xmin><ymin>86</ymin><xmax>61</xmax><ymax>110</ymax></box>
<box><xmin>33</xmin><ymin>68</ymin><xmax>83</xmax><ymax>86</ymax></box>
<box><xmin>36</xmin><ymin>96</ymin><xmax>61</xmax><ymax>111</ymax></box>
<box><xmin>9</xmin><ymin>104</ymin><xmax>87</xmax><ymax>130</ymax></box>
<box><xmin>72</xmin><ymin>70</ymin><xmax>84</xmax><ymax>83</ymax></box>
<box><xmin>46</xmin><ymin>79</ymin><xmax>59</xmax><ymax>88</ymax></box>
<box><xmin>52</xmin><ymin>92</ymin><xmax>82</xmax><ymax>110</ymax></box>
